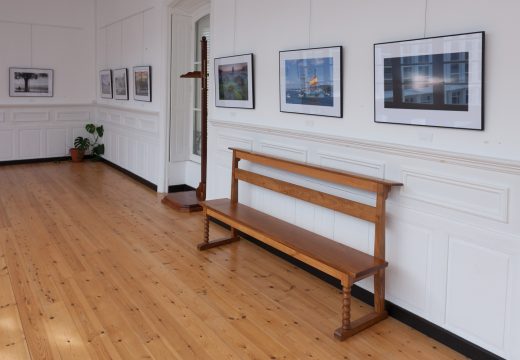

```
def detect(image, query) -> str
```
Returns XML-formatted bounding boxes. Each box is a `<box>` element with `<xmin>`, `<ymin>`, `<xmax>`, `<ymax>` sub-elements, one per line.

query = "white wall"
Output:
<box><xmin>0</xmin><ymin>0</ymin><xmax>96</xmax><ymax>160</ymax></box>
<box><xmin>208</xmin><ymin>1</ymin><xmax>520</xmax><ymax>358</ymax></box>
<box><xmin>95</xmin><ymin>0</ymin><xmax>167</xmax><ymax>189</ymax></box>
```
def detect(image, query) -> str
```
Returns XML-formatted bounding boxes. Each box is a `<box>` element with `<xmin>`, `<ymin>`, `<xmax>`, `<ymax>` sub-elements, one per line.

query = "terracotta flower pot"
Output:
<box><xmin>70</xmin><ymin>148</ymin><xmax>85</xmax><ymax>162</ymax></box>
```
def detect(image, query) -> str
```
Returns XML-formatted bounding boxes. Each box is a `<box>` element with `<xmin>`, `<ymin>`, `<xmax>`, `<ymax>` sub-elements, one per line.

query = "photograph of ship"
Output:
<box><xmin>218</xmin><ymin>62</ymin><xmax>248</xmax><ymax>101</ymax></box>
<box><xmin>284</xmin><ymin>57</ymin><xmax>334</xmax><ymax>107</ymax></box>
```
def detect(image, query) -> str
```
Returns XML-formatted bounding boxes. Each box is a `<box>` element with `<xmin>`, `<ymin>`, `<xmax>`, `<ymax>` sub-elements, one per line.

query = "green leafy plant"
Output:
<box><xmin>73</xmin><ymin>123</ymin><xmax>104</xmax><ymax>157</ymax></box>
<box><xmin>73</xmin><ymin>136</ymin><xmax>90</xmax><ymax>151</ymax></box>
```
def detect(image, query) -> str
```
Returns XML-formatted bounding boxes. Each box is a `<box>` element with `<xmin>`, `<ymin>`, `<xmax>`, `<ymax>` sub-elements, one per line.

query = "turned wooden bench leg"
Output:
<box><xmin>341</xmin><ymin>284</ymin><xmax>352</xmax><ymax>330</ymax></box>
<box><xmin>334</xmin><ymin>273</ymin><xmax>388</xmax><ymax>341</ymax></box>
<box><xmin>197</xmin><ymin>209</ymin><xmax>240</xmax><ymax>251</ymax></box>
<box><xmin>334</xmin><ymin>278</ymin><xmax>352</xmax><ymax>340</ymax></box>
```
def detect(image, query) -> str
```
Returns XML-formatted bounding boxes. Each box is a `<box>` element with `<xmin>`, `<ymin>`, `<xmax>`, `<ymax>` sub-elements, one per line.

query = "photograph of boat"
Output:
<box><xmin>284</xmin><ymin>57</ymin><xmax>334</xmax><ymax>107</ymax></box>
<box><xmin>279</xmin><ymin>46</ymin><xmax>342</xmax><ymax>117</ymax></box>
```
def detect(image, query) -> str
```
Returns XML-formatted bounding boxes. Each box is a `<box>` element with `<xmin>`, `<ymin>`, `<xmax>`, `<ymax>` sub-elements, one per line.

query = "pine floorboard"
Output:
<box><xmin>0</xmin><ymin>161</ymin><xmax>466</xmax><ymax>359</ymax></box>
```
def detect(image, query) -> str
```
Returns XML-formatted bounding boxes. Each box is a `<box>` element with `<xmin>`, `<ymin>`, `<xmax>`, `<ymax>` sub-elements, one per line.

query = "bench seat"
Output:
<box><xmin>202</xmin><ymin>198</ymin><xmax>388</xmax><ymax>281</ymax></box>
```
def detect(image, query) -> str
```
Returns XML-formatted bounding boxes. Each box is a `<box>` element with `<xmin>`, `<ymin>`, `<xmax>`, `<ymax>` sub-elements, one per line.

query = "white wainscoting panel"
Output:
<box><xmin>401</xmin><ymin>168</ymin><xmax>509</xmax><ymax>223</ymax></box>
<box><xmin>19</xmin><ymin>129</ymin><xmax>42</xmax><ymax>159</ymax></box>
<box><xmin>333</xmin><ymin>214</ymin><xmax>371</xmax><ymax>253</ymax></box>
<box><xmin>13</xmin><ymin>110</ymin><xmax>51</xmax><ymax>122</ymax></box>
<box><xmin>0</xmin><ymin>111</ymin><xmax>5</xmax><ymax>122</ymax></box>
<box><xmin>56</xmin><ymin>110</ymin><xmax>91</xmax><ymax>122</ymax></box>
<box><xmin>318</xmin><ymin>151</ymin><xmax>385</xmax><ymax>178</ymax></box>
<box><xmin>46</xmin><ymin>128</ymin><xmax>68</xmax><ymax>157</ymax></box>
<box><xmin>386</xmin><ymin>221</ymin><xmax>432</xmax><ymax>316</ymax></box>
<box><xmin>117</xmin><ymin>135</ymin><xmax>129</xmax><ymax>168</ymax></box>
<box><xmin>0</xmin><ymin>105</ymin><xmax>94</xmax><ymax>161</ymax></box>
<box><xmin>217</xmin><ymin>134</ymin><xmax>254</xmax><ymax>153</ymax></box>
<box><xmin>95</xmin><ymin>105</ymin><xmax>161</xmax><ymax>186</ymax></box>
<box><xmin>259</xmin><ymin>141</ymin><xmax>308</xmax><ymax>162</ymax></box>
<box><xmin>0</xmin><ymin>130</ymin><xmax>14</xmax><ymax>160</ymax></box>
<box><xmin>446</xmin><ymin>236</ymin><xmax>511</xmax><ymax>355</ymax></box>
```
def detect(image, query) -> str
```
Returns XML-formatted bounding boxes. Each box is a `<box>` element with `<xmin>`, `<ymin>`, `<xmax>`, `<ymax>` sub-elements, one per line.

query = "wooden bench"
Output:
<box><xmin>198</xmin><ymin>148</ymin><xmax>402</xmax><ymax>340</ymax></box>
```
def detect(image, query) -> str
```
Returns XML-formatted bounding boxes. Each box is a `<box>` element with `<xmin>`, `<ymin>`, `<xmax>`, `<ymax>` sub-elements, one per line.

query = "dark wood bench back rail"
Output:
<box><xmin>198</xmin><ymin>148</ymin><xmax>402</xmax><ymax>340</ymax></box>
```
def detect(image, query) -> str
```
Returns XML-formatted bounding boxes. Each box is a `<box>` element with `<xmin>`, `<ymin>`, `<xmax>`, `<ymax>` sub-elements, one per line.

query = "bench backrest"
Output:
<box><xmin>229</xmin><ymin>148</ymin><xmax>402</xmax><ymax>261</ymax></box>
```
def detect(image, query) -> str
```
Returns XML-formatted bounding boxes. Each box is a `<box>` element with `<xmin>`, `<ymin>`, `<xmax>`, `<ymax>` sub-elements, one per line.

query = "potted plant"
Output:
<box><xmin>70</xmin><ymin>123</ymin><xmax>105</xmax><ymax>162</ymax></box>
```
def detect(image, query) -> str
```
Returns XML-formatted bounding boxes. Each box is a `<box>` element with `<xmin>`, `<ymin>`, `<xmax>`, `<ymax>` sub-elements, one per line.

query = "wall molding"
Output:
<box><xmin>210</xmin><ymin>120</ymin><xmax>520</xmax><ymax>175</ymax></box>
<box><xmin>317</xmin><ymin>151</ymin><xmax>386</xmax><ymax>178</ymax></box>
<box><xmin>95</xmin><ymin>103</ymin><xmax>160</xmax><ymax>116</ymax></box>
<box><xmin>0</xmin><ymin>103</ymin><xmax>94</xmax><ymax>109</ymax></box>
<box><xmin>401</xmin><ymin>168</ymin><xmax>510</xmax><ymax>223</ymax></box>
<box><xmin>216</xmin><ymin>134</ymin><xmax>254</xmax><ymax>152</ymax></box>
<box><xmin>13</xmin><ymin>110</ymin><xmax>50</xmax><ymax>122</ymax></box>
<box><xmin>259</xmin><ymin>141</ymin><xmax>308</xmax><ymax>162</ymax></box>
<box><xmin>97</xmin><ymin>7</ymin><xmax>154</xmax><ymax>30</ymax></box>
<box><xmin>0</xmin><ymin>18</ymin><xmax>83</xmax><ymax>30</ymax></box>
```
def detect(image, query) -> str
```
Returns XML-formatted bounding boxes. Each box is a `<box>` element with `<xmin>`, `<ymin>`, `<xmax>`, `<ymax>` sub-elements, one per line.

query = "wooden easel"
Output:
<box><xmin>162</xmin><ymin>37</ymin><xmax>208</xmax><ymax>212</ymax></box>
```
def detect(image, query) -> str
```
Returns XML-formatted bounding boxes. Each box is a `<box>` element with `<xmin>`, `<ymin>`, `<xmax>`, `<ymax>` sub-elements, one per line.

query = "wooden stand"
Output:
<box><xmin>162</xmin><ymin>191</ymin><xmax>202</xmax><ymax>212</ymax></box>
<box><xmin>163</xmin><ymin>37</ymin><xmax>208</xmax><ymax>212</ymax></box>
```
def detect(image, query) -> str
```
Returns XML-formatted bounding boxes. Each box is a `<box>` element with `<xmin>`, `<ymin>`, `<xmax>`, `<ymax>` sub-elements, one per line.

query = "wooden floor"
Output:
<box><xmin>0</xmin><ymin>161</ymin><xmax>466</xmax><ymax>360</ymax></box>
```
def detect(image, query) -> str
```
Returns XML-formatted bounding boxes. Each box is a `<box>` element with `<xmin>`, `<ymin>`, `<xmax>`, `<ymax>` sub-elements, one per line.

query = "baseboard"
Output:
<box><xmin>168</xmin><ymin>184</ymin><xmax>195</xmax><ymax>193</ymax></box>
<box><xmin>99</xmin><ymin>158</ymin><xmax>157</xmax><ymax>191</ymax></box>
<box><xmin>0</xmin><ymin>156</ymin><xmax>83</xmax><ymax>166</ymax></box>
<box><xmin>208</xmin><ymin>217</ymin><xmax>504</xmax><ymax>360</ymax></box>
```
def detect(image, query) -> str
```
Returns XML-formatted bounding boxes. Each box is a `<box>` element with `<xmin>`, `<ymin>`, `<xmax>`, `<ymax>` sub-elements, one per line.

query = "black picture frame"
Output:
<box><xmin>133</xmin><ymin>66</ymin><xmax>152</xmax><ymax>102</ymax></box>
<box><xmin>279</xmin><ymin>46</ymin><xmax>343</xmax><ymax>118</ymax></box>
<box><xmin>9</xmin><ymin>67</ymin><xmax>54</xmax><ymax>97</ymax></box>
<box><xmin>100</xmin><ymin>69</ymin><xmax>113</xmax><ymax>99</ymax></box>
<box><xmin>214</xmin><ymin>54</ymin><xmax>254</xmax><ymax>109</ymax></box>
<box><xmin>374</xmin><ymin>31</ymin><xmax>485</xmax><ymax>130</ymax></box>
<box><xmin>113</xmin><ymin>68</ymin><xmax>129</xmax><ymax>100</ymax></box>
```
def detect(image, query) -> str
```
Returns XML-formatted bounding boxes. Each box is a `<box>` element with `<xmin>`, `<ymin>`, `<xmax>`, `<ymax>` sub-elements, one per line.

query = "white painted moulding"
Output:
<box><xmin>400</xmin><ymin>168</ymin><xmax>509</xmax><ymax>222</ymax></box>
<box><xmin>210</xmin><ymin>120</ymin><xmax>520</xmax><ymax>175</ymax></box>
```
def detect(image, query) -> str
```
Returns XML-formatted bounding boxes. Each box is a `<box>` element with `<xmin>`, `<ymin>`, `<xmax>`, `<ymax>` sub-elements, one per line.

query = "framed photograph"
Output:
<box><xmin>374</xmin><ymin>31</ymin><xmax>485</xmax><ymax>130</ymax></box>
<box><xmin>133</xmin><ymin>66</ymin><xmax>152</xmax><ymax>102</ymax></box>
<box><xmin>215</xmin><ymin>54</ymin><xmax>254</xmax><ymax>109</ymax></box>
<box><xmin>113</xmin><ymin>68</ymin><xmax>129</xmax><ymax>100</ymax></box>
<box><xmin>279</xmin><ymin>46</ymin><xmax>342</xmax><ymax>117</ymax></box>
<box><xmin>99</xmin><ymin>69</ymin><xmax>113</xmax><ymax>99</ymax></box>
<box><xmin>9</xmin><ymin>68</ymin><xmax>53</xmax><ymax>97</ymax></box>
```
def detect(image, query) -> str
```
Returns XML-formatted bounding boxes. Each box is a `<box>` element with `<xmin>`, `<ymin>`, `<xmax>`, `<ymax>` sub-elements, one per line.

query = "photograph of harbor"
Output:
<box><xmin>284</xmin><ymin>56</ymin><xmax>334</xmax><ymax>107</ymax></box>
<box><xmin>374</xmin><ymin>31</ymin><xmax>483</xmax><ymax>129</ymax></box>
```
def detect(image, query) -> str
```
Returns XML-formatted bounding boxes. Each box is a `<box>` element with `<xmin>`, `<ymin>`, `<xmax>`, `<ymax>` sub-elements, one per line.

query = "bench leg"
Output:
<box><xmin>334</xmin><ymin>274</ymin><xmax>388</xmax><ymax>341</ymax></box>
<box><xmin>197</xmin><ymin>210</ymin><xmax>240</xmax><ymax>251</ymax></box>
<box><xmin>374</xmin><ymin>269</ymin><xmax>386</xmax><ymax>314</ymax></box>
<box><xmin>334</xmin><ymin>281</ymin><xmax>352</xmax><ymax>340</ymax></box>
